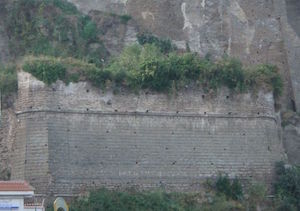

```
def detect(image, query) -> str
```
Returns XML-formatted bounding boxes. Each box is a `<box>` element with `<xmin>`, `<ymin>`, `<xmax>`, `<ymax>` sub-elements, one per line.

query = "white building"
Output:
<box><xmin>0</xmin><ymin>181</ymin><xmax>44</xmax><ymax>211</ymax></box>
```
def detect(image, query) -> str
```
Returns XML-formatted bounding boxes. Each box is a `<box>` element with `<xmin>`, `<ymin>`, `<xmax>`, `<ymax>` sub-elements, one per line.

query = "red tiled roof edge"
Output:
<box><xmin>0</xmin><ymin>181</ymin><xmax>35</xmax><ymax>191</ymax></box>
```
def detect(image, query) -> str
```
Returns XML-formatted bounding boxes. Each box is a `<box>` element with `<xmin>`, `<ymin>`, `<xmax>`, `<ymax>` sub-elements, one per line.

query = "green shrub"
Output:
<box><xmin>137</xmin><ymin>32</ymin><xmax>176</xmax><ymax>54</ymax></box>
<box><xmin>22</xmin><ymin>56</ymin><xmax>111</xmax><ymax>86</ymax></box>
<box><xmin>70</xmin><ymin>188</ymin><xmax>201</xmax><ymax>211</ymax></box>
<box><xmin>0</xmin><ymin>65</ymin><xmax>18</xmax><ymax>96</ymax></box>
<box><xmin>218</xmin><ymin>58</ymin><xmax>245</xmax><ymax>90</ymax></box>
<box><xmin>79</xmin><ymin>16</ymin><xmax>98</xmax><ymax>42</ymax></box>
<box><xmin>200</xmin><ymin>195</ymin><xmax>244</xmax><ymax>211</ymax></box>
<box><xmin>5</xmin><ymin>0</ymin><xmax>108</xmax><ymax>65</ymax></box>
<box><xmin>119</xmin><ymin>14</ymin><xmax>132</xmax><ymax>24</ymax></box>
<box><xmin>23</xmin><ymin>57</ymin><xmax>66</xmax><ymax>84</ymax></box>
<box><xmin>275</xmin><ymin>162</ymin><xmax>300</xmax><ymax>210</ymax></box>
<box><xmin>216</xmin><ymin>175</ymin><xmax>243</xmax><ymax>200</ymax></box>
<box><xmin>48</xmin><ymin>0</ymin><xmax>78</xmax><ymax>14</ymax></box>
<box><xmin>246</xmin><ymin>64</ymin><xmax>283</xmax><ymax>98</ymax></box>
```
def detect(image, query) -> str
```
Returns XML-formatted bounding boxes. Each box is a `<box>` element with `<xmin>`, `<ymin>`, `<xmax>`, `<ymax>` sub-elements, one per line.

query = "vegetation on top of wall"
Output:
<box><xmin>22</xmin><ymin>56</ymin><xmax>110</xmax><ymax>87</ymax></box>
<box><xmin>5</xmin><ymin>0</ymin><xmax>109</xmax><ymax>66</ymax></box>
<box><xmin>23</xmin><ymin>57</ymin><xmax>66</xmax><ymax>85</ymax></box>
<box><xmin>0</xmin><ymin>64</ymin><xmax>17</xmax><ymax>96</ymax></box>
<box><xmin>22</xmin><ymin>43</ymin><xmax>283</xmax><ymax>98</ymax></box>
<box><xmin>105</xmin><ymin>44</ymin><xmax>283</xmax><ymax>96</ymax></box>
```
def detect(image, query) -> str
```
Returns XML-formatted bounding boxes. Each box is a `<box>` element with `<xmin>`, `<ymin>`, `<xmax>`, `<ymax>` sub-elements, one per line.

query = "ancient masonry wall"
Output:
<box><xmin>11</xmin><ymin>72</ymin><xmax>286</xmax><ymax>195</ymax></box>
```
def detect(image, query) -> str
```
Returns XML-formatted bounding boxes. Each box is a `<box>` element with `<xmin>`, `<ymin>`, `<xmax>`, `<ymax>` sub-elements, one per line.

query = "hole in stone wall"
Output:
<box><xmin>202</xmin><ymin>95</ymin><xmax>205</xmax><ymax>99</ymax></box>
<box><xmin>166</xmin><ymin>147</ymin><xmax>169</xmax><ymax>150</ymax></box>
<box><xmin>172</xmin><ymin>161</ymin><xmax>176</xmax><ymax>165</ymax></box>
<box><xmin>136</xmin><ymin>161</ymin><xmax>138</xmax><ymax>164</ymax></box>
<box><xmin>115</xmin><ymin>109</ymin><xmax>118</xmax><ymax>112</ymax></box>
<box><xmin>134</xmin><ymin>131</ymin><xmax>136</xmax><ymax>134</ymax></box>
<box><xmin>106</xmin><ymin>130</ymin><xmax>109</xmax><ymax>133</ymax></box>
<box><xmin>58</xmin><ymin>106</ymin><xmax>61</xmax><ymax>110</ymax></box>
<box><xmin>193</xmin><ymin>147</ymin><xmax>196</xmax><ymax>151</ymax></box>
<box><xmin>176</xmin><ymin>111</ymin><xmax>179</xmax><ymax>114</ymax></box>
<box><xmin>146</xmin><ymin>110</ymin><xmax>149</xmax><ymax>113</ymax></box>
<box><xmin>52</xmin><ymin>88</ymin><xmax>56</xmax><ymax>91</ymax></box>
<box><xmin>257</xmin><ymin>112</ymin><xmax>260</xmax><ymax>115</ymax></box>
<box><xmin>86</xmin><ymin>89</ymin><xmax>90</xmax><ymax>93</ymax></box>
<box><xmin>204</xmin><ymin>112</ymin><xmax>207</xmax><ymax>115</ymax></box>
<box><xmin>226</xmin><ymin>96</ymin><xmax>229</xmax><ymax>99</ymax></box>
<box><xmin>228</xmin><ymin>112</ymin><xmax>232</xmax><ymax>115</ymax></box>
<box><xmin>86</xmin><ymin>108</ymin><xmax>89</xmax><ymax>111</ymax></box>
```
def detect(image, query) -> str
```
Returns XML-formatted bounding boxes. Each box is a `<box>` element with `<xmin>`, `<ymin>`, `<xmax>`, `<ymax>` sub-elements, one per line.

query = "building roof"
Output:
<box><xmin>0</xmin><ymin>181</ymin><xmax>34</xmax><ymax>192</ymax></box>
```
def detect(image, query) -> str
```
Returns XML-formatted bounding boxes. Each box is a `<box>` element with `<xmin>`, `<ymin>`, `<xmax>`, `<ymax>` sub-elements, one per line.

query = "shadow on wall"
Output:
<box><xmin>286</xmin><ymin>0</ymin><xmax>300</xmax><ymax>37</ymax></box>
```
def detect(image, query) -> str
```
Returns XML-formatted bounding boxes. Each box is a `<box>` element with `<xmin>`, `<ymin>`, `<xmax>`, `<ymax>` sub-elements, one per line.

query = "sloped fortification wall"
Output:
<box><xmin>11</xmin><ymin>72</ymin><xmax>286</xmax><ymax>195</ymax></box>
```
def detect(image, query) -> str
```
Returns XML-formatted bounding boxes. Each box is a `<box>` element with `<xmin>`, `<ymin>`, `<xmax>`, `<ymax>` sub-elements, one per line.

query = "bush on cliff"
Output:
<box><xmin>5</xmin><ymin>0</ymin><xmax>108</xmax><ymax>65</ymax></box>
<box><xmin>274</xmin><ymin>162</ymin><xmax>300</xmax><ymax>210</ymax></box>
<box><xmin>0</xmin><ymin>64</ymin><xmax>17</xmax><ymax>96</ymax></box>
<box><xmin>137</xmin><ymin>32</ymin><xmax>176</xmax><ymax>54</ymax></box>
